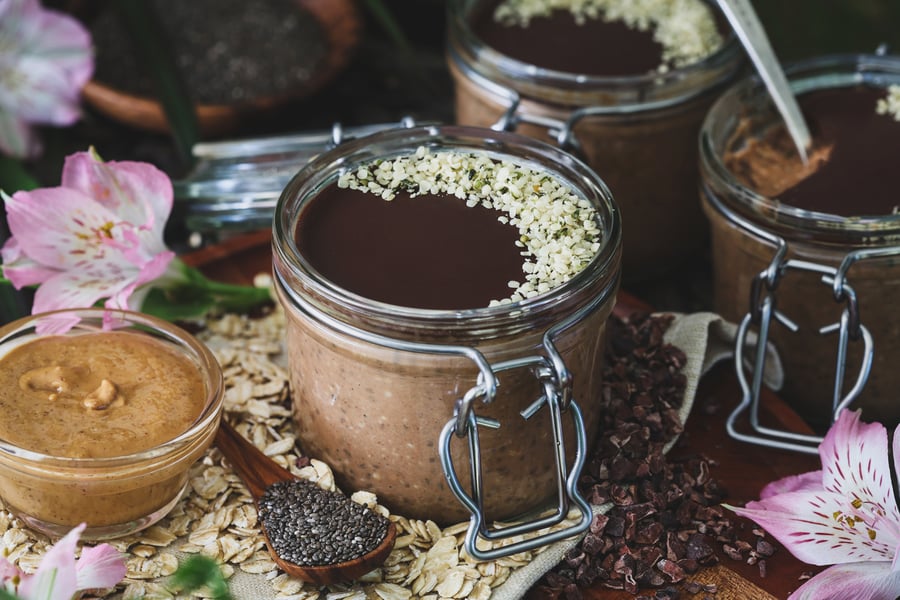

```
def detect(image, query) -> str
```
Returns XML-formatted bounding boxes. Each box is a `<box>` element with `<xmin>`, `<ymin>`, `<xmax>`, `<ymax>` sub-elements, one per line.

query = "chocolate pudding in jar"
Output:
<box><xmin>700</xmin><ymin>54</ymin><xmax>900</xmax><ymax>431</ymax></box>
<box><xmin>447</xmin><ymin>0</ymin><xmax>742</xmax><ymax>280</ymax></box>
<box><xmin>273</xmin><ymin>126</ymin><xmax>621</xmax><ymax>525</ymax></box>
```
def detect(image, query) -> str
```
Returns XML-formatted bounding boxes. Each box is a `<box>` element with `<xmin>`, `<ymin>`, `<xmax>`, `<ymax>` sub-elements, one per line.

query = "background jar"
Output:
<box><xmin>699</xmin><ymin>54</ymin><xmax>900</xmax><ymax>431</ymax></box>
<box><xmin>446</xmin><ymin>0</ymin><xmax>742</xmax><ymax>281</ymax></box>
<box><xmin>273</xmin><ymin>125</ymin><xmax>621</xmax><ymax>525</ymax></box>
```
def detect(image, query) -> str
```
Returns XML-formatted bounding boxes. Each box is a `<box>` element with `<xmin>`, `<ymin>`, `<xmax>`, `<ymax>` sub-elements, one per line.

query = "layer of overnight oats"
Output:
<box><xmin>278</xmin><ymin>145</ymin><xmax>618</xmax><ymax>522</ymax></box>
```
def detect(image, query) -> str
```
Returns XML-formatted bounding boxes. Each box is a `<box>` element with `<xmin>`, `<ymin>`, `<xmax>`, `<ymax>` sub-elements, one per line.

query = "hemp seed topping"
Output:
<box><xmin>336</xmin><ymin>147</ymin><xmax>602</xmax><ymax>306</ymax></box>
<box><xmin>258</xmin><ymin>479</ymin><xmax>390</xmax><ymax>567</ymax></box>
<box><xmin>876</xmin><ymin>84</ymin><xmax>900</xmax><ymax>121</ymax></box>
<box><xmin>493</xmin><ymin>0</ymin><xmax>724</xmax><ymax>71</ymax></box>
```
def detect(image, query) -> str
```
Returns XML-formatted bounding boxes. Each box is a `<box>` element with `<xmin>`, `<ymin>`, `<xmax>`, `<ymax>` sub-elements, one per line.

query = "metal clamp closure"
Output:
<box><xmin>703</xmin><ymin>189</ymin><xmax>891</xmax><ymax>453</ymax></box>
<box><xmin>438</xmin><ymin>349</ymin><xmax>591</xmax><ymax>561</ymax></box>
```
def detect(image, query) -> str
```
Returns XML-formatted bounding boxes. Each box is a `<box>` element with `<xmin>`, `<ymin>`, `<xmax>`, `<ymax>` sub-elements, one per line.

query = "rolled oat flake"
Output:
<box><xmin>258</xmin><ymin>479</ymin><xmax>390</xmax><ymax>566</ymax></box>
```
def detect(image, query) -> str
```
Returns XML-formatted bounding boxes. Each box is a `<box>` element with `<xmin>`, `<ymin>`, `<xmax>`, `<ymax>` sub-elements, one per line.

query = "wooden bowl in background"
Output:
<box><xmin>80</xmin><ymin>0</ymin><xmax>362</xmax><ymax>136</ymax></box>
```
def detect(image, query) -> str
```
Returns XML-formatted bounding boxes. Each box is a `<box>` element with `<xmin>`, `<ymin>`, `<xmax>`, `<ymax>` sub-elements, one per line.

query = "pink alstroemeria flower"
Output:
<box><xmin>0</xmin><ymin>0</ymin><xmax>94</xmax><ymax>158</ymax></box>
<box><xmin>1</xmin><ymin>149</ymin><xmax>176</xmax><ymax>331</ymax></box>
<box><xmin>2</xmin><ymin>523</ymin><xmax>126</xmax><ymax>599</ymax></box>
<box><xmin>728</xmin><ymin>409</ymin><xmax>900</xmax><ymax>600</ymax></box>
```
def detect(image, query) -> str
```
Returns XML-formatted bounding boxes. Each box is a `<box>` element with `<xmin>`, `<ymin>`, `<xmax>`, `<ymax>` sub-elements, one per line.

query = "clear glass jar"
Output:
<box><xmin>272</xmin><ymin>125</ymin><xmax>621</xmax><ymax>546</ymax></box>
<box><xmin>446</xmin><ymin>0</ymin><xmax>742</xmax><ymax>280</ymax></box>
<box><xmin>0</xmin><ymin>308</ymin><xmax>224</xmax><ymax>540</ymax></box>
<box><xmin>700</xmin><ymin>54</ymin><xmax>900</xmax><ymax>432</ymax></box>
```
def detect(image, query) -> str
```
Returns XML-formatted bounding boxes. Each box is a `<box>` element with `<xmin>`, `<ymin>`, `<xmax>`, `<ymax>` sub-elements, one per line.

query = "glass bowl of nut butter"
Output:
<box><xmin>0</xmin><ymin>308</ymin><xmax>224</xmax><ymax>540</ymax></box>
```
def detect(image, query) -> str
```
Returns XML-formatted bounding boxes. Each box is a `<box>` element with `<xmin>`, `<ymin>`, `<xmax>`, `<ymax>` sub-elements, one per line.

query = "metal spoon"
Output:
<box><xmin>214</xmin><ymin>418</ymin><xmax>397</xmax><ymax>584</ymax></box>
<box><xmin>717</xmin><ymin>0</ymin><xmax>812</xmax><ymax>163</ymax></box>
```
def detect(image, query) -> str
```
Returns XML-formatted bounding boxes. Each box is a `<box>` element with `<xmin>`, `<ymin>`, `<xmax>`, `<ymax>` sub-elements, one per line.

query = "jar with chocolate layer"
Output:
<box><xmin>700</xmin><ymin>54</ymin><xmax>900</xmax><ymax>438</ymax></box>
<box><xmin>273</xmin><ymin>125</ymin><xmax>621</xmax><ymax>558</ymax></box>
<box><xmin>447</xmin><ymin>0</ymin><xmax>742</xmax><ymax>280</ymax></box>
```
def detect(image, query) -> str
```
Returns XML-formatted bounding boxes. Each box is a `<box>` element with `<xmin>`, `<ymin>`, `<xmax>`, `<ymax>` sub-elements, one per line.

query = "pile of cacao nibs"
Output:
<box><xmin>536</xmin><ymin>312</ymin><xmax>775</xmax><ymax>599</ymax></box>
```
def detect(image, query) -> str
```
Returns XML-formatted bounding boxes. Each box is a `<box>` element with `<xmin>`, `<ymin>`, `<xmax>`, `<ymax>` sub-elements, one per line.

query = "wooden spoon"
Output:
<box><xmin>214</xmin><ymin>418</ymin><xmax>397</xmax><ymax>584</ymax></box>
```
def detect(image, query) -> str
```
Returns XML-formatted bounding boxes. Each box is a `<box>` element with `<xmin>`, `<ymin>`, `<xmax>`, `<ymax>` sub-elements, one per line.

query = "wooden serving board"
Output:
<box><xmin>187</xmin><ymin>230</ymin><xmax>821</xmax><ymax>600</ymax></box>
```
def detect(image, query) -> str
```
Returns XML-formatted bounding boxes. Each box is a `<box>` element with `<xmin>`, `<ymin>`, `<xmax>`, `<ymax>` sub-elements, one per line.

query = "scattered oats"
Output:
<box><xmin>239</xmin><ymin>552</ymin><xmax>278</xmax><ymax>574</ymax></box>
<box><xmin>263</xmin><ymin>435</ymin><xmax>297</xmax><ymax>456</ymax></box>
<box><xmin>130</xmin><ymin>544</ymin><xmax>157</xmax><ymax>558</ymax></box>
<box><xmin>493</xmin><ymin>0</ymin><xmax>724</xmax><ymax>70</ymax></box>
<box><xmin>373</xmin><ymin>582</ymin><xmax>413</xmax><ymax>600</ymax></box>
<box><xmin>338</xmin><ymin>148</ymin><xmax>602</xmax><ymax>305</ymax></box>
<box><xmin>876</xmin><ymin>84</ymin><xmax>900</xmax><ymax>121</ymax></box>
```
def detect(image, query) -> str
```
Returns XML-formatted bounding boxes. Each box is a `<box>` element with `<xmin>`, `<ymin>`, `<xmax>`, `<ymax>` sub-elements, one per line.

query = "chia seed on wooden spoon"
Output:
<box><xmin>215</xmin><ymin>418</ymin><xmax>396</xmax><ymax>584</ymax></box>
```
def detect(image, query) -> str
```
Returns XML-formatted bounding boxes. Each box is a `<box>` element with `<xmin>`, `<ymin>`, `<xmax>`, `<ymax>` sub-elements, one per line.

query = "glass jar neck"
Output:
<box><xmin>700</xmin><ymin>53</ymin><xmax>900</xmax><ymax>247</ymax></box>
<box><xmin>446</xmin><ymin>0</ymin><xmax>743</xmax><ymax>111</ymax></box>
<box><xmin>272</xmin><ymin>125</ymin><xmax>622</xmax><ymax>343</ymax></box>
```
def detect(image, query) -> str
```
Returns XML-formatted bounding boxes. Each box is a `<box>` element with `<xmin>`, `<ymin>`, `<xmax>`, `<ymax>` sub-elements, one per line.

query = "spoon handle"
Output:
<box><xmin>717</xmin><ymin>0</ymin><xmax>812</xmax><ymax>162</ymax></box>
<box><xmin>215</xmin><ymin>418</ymin><xmax>295</xmax><ymax>499</ymax></box>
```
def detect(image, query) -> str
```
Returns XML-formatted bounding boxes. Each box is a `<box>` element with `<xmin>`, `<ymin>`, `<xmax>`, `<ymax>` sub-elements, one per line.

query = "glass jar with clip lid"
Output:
<box><xmin>699</xmin><ymin>53</ymin><xmax>900</xmax><ymax>452</ymax></box>
<box><xmin>272</xmin><ymin>124</ymin><xmax>621</xmax><ymax>559</ymax></box>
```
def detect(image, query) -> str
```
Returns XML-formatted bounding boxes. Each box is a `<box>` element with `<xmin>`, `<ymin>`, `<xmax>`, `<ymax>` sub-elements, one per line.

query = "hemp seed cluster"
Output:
<box><xmin>493</xmin><ymin>0</ymin><xmax>724</xmax><ymax>71</ymax></box>
<box><xmin>876</xmin><ymin>84</ymin><xmax>900</xmax><ymax>121</ymax></box>
<box><xmin>336</xmin><ymin>146</ymin><xmax>602</xmax><ymax>306</ymax></box>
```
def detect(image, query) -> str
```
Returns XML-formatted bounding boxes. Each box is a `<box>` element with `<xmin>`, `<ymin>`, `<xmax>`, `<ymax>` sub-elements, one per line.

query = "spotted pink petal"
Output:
<box><xmin>819</xmin><ymin>410</ymin><xmax>900</xmax><ymax>528</ymax></box>
<box><xmin>729</xmin><ymin>412</ymin><xmax>900</xmax><ymax>569</ymax></box>
<box><xmin>730</xmin><ymin>487</ymin><xmax>900</xmax><ymax>567</ymax></box>
<box><xmin>787</xmin><ymin>561</ymin><xmax>900</xmax><ymax>600</ymax></box>
<box><xmin>61</xmin><ymin>151</ymin><xmax>172</xmax><ymax>242</ymax></box>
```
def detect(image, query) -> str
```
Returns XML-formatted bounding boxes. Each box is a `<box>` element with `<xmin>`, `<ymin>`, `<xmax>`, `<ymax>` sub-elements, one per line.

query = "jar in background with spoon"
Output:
<box><xmin>700</xmin><ymin>53</ymin><xmax>900</xmax><ymax>435</ymax></box>
<box><xmin>447</xmin><ymin>0</ymin><xmax>743</xmax><ymax>281</ymax></box>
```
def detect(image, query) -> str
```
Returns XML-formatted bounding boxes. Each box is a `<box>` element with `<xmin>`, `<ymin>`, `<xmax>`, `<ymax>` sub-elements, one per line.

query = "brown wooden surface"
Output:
<box><xmin>188</xmin><ymin>231</ymin><xmax>823</xmax><ymax>600</ymax></box>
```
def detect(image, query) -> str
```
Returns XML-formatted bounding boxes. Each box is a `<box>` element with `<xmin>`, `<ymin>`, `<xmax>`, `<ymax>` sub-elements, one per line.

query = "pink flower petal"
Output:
<box><xmin>760</xmin><ymin>470</ymin><xmax>824</xmax><ymax>499</ymax></box>
<box><xmin>1</xmin><ymin>237</ymin><xmax>60</xmax><ymax>288</ymax></box>
<box><xmin>0</xmin><ymin>107</ymin><xmax>41</xmax><ymax>158</ymax></box>
<box><xmin>729</xmin><ymin>488</ymin><xmax>900</xmax><ymax>566</ymax></box>
<box><xmin>0</xmin><ymin>0</ymin><xmax>93</xmax><ymax>157</ymax></box>
<box><xmin>18</xmin><ymin>522</ymin><xmax>84</xmax><ymax>600</ymax></box>
<box><xmin>75</xmin><ymin>544</ymin><xmax>126</xmax><ymax>591</ymax></box>
<box><xmin>62</xmin><ymin>152</ymin><xmax>173</xmax><ymax>240</ymax></box>
<box><xmin>788</xmin><ymin>561</ymin><xmax>900</xmax><ymax>600</ymax></box>
<box><xmin>819</xmin><ymin>410</ymin><xmax>900</xmax><ymax>527</ymax></box>
<box><xmin>0</xmin><ymin>555</ymin><xmax>22</xmax><ymax>583</ymax></box>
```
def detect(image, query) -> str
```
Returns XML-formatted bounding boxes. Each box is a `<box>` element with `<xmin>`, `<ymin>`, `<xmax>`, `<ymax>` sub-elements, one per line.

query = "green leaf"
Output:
<box><xmin>0</xmin><ymin>158</ymin><xmax>37</xmax><ymax>322</ymax></box>
<box><xmin>0</xmin><ymin>156</ymin><xmax>39</xmax><ymax>194</ymax></box>
<box><xmin>168</xmin><ymin>555</ymin><xmax>232</xmax><ymax>600</ymax></box>
<box><xmin>0</xmin><ymin>589</ymin><xmax>22</xmax><ymax>600</ymax></box>
<box><xmin>140</xmin><ymin>287</ymin><xmax>215</xmax><ymax>321</ymax></box>
<box><xmin>112</xmin><ymin>0</ymin><xmax>199</xmax><ymax>167</ymax></box>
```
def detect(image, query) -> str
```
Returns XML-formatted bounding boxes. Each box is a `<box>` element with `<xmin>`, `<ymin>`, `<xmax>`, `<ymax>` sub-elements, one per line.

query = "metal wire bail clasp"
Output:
<box><xmin>438</xmin><ymin>332</ymin><xmax>592</xmax><ymax>561</ymax></box>
<box><xmin>726</xmin><ymin>244</ymin><xmax>877</xmax><ymax>454</ymax></box>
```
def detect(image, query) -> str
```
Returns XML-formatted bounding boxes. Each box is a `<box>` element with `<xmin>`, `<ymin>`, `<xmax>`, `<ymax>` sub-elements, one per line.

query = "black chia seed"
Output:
<box><xmin>258</xmin><ymin>479</ymin><xmax>390</xmax><ymax>567</ymax></box>
<box><xmin>89</xmin><ymin>0</ymin><xmax>328</xmax><ymax>104</ymax></box>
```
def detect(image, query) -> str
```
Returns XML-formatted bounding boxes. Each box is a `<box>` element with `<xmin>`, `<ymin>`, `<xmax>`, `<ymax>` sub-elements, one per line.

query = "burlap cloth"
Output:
<box><xmin>220</xmin><ymin>311</ymin><xmax>782</xmax><ymax>600</ymax></box>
